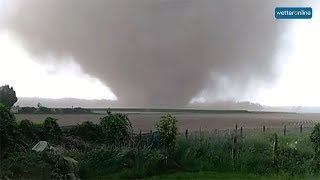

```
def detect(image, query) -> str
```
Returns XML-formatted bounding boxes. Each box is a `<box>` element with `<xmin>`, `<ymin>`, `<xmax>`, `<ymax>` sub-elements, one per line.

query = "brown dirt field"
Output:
<box><xmin>15</xmin><ymin>112</ymin><xmax>320</xmax><ymax>133</ymax></box>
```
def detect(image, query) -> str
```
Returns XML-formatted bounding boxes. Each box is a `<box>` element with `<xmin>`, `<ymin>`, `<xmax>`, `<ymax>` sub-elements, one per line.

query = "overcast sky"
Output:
<box><xmin>0</xmin><ymin>0</ymin><xmax>319</xmax><ymax>107</ymax></box>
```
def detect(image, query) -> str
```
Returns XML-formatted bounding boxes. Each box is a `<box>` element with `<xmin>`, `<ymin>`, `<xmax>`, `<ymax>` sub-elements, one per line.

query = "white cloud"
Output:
<box><xmin>255</xmin><ymin>3</ymin><xmax>320</xmax><ymax>106</ymax></box>
<box><xmin>0</xmin><ymin>30</ymin><xmax>117</xmax><ymax>100</ymax></box>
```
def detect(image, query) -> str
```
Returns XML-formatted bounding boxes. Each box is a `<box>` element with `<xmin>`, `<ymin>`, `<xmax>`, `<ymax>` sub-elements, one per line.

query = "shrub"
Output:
<box><xmin>126</xmin><ymin>149</ymin><xmax>174</xmax><ymax>178</ymax></box>
<box><xmin>173</xmin><ymin>133</ymin><xmax>232</xmax><ymax>172</ymax></box>
<box><xmin>310</xmin><ymin>123</ymin><xmax>320</xmax><ymax>174</ymax></box>
<box><xmin>43</xmin><ymin>117</ymin><xmax>62</xmax><ymax>142</ymax></box>
<box><xmin>68</xmin><ymin>121</ymin><xmax>101</xmax><ymax>142</ymax></box>
<box><xmin>100</xmin><ymin>111</ymin><xmax>132</xmax><ymax>145</ymax></box>
<box><xmin>0</xmin><ymin>104</ymin><xmax>24</xmax><ymax>158</ymax></box>
<box><xmin>19</xmin><ymin>119</ymin><xmax>43</xmax><ymax>145</ymax></box>
<box><xmin>156</xmin><ymin>114</ymin><xmax>178</xmax><ymax>151</ymax></box>
<box><xmin>276</xmin><ymin>146</ymin><xmax>312</xmax><ymax>175</ymax></box>
<box><xmin>19</xmin><ymin>119</ymin><xmax>35</xmax><ymax>136</ymax></box>
<box><xmin>65</xmin><ymin>147</ymin><xmax>173</xmax><ymax>179</ymax></box>
<box><xmin>238</xmin><ymin>137</ymin><xmax>274</xmax><ymax>174</ymax></box>
<box><xmin>60</xmin><ymin>136</ymin><xmax>87</xmax><ymax>150</ymax></box>
<box><xmin>0</xmin><ymin>151</ymin><xmax>51</xmax><ymax>179</ymax></box>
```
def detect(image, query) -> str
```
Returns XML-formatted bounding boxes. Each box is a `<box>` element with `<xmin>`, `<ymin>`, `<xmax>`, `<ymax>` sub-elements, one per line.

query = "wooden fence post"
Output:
<box><xmin>273</xmin><ymin>133</ymin><xmax>278</xmax><ymax>165</ymax></box>
<box><xmin>235</xmin><ymin>124</ymin><xmax>238</xmax><ymax>137</ymax></box>
<box><xmin>300</xmin><ymin>125</ymin><xmax>303</xmax><ymax>134</ymax></box>
<box><xmin>139</xmin><ymin>129</ymin><xmax>142</xmax><ymax>148</ymax></box>
<box><xmin>231</xmin><ymin>133</ymin><xmax>238</xmax><ymax>166</ymax></box>
<box><xmin>283</xmin><ymin>125</ymin><xmax>286</xmax><ymax>136</ymax></box>
<box><xmin>263</xmin><ymin>125</ymin><xmax>266</xmax><ymax>133</ymax></box>
<box><xmin>231</xmin><ymin>133</ymin><xmax>234</xmax><ymax>161</ymax></box>
<box><xmin>240</xmin><ymin>126</ymin><xmax>243</xmax><ymax>138</ymax></box>
<box><xmin>199</xmin><ymin>126</ymin><xmax>202</xmax><ymax>140</ymax></box>
<box><xmin>185</xmin><ymin>129</ymin><xmax>188</xmax><ymax>139</ymax></box>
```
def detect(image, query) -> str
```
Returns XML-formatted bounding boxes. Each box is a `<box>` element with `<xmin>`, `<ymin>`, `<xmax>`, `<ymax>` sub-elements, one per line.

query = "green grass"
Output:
<box><xmin>2</xmin><ymin>128</ymin><xmax>318</xmax><ymax>179</ymax></box>
<box><xmin>97</xmin><ymin>171</ymin><xmax>319</xmax><ymax>180</ymax></box>
<box><xmin>143</xmin><ymin>172</ymin><xmax>319</xmax><ymax>180</ymax></box>
<box><xmin>60</xmin><ymin>132</ymin><xmax>316</xmax><ymax>179</ymax></box>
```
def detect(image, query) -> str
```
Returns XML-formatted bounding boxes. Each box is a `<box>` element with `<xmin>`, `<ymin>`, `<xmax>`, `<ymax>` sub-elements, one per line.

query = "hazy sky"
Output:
<box><xmin>0</xmin><ymin>0</ymin><xmax>319</xmax><ymax>107</ymax></box>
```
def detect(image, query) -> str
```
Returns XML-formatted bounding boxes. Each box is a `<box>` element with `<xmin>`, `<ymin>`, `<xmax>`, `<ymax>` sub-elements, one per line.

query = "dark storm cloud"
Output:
<box><xmin>4</xmin><ymin>0</ymin><xmax>300</xmax><ymax>107</ymax></box>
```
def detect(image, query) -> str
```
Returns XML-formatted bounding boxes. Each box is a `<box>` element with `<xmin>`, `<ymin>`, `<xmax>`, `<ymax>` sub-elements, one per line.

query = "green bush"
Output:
<box><xmin>43</xmin><ymin>117</ymin><xmax>62</xmax><ymax>142</ymax></box>
<box><xmin>100</xmin><ymin>111</ymin><xmax>132</xmax><ymax>145</ymax></box>
<box><xmin>0</xmin><ymin>151</ymin><xmax>51</xmax><ymax>179</ymax></box>
<box><xmin>156</xmin><ymin>114</ymin><xmax>178</xmax><ymax>150</ymax></box>
<box><xmin>277</xmin><ymin>146</ymin><xmax>312</xmax><ymax>175</ymax></box>
<box><xmin>237</xmin><ymin>136</ymin><xmax>274</xmax><ymax>174</ymax></box>
<box><xmin>65</xmin><ymin>147</ymin><xmax>133</xmax><ymax>178</ymax></box>
<box><xmin>68</xmin><ymin>121</ymin><xmax>101</xmax><ymax>142</ymax></box>
<box><xmin>310</xmin><ymin>123</ymin><xmax>320</xmax><ymax>174</ymax></box>
<box><xmin>0</xmin><ymin>104</ymin><xmax>24</xmax><ymax>158</ymax></box>
<box><xmin>65</xmin><ymin>147</ymin><xmax>174</xmax><ymax>179</ymax></box>
<box><xmin>173</xmin><ymin>133</ymin><xmax>232</xmax><ymax>172</ymax></box>
<box><xmin>19</xmin><ymin>119</ymin><xmax>43</xmax><ymax>144</ymax></box>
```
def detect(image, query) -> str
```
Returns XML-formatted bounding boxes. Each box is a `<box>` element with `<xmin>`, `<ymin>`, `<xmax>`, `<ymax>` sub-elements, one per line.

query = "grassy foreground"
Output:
<box><xmin>1</xmin><ymin>132</ymin><xmax>319</xmax><ymax>179</ymax></box>
<box><xmin>2</xmin><ymin>105</ymin><xmax>320</xmax><ymax>179</ymax></box>
<box><xmin>57</xmin><ymin>132</ymin><xmax>318</xmax><ymax>179</ymax></box>
<box><xmin>99</xmin><ymin>172</ymin><xmax>318</xmax><ymax>180</ymax></box>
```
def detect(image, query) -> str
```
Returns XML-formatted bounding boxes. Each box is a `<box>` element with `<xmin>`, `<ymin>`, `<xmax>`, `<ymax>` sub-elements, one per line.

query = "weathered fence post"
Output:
<box><xmin>263</xmin><ymin>125</ymin><xmax>266</xmax><ymax>133</ymax></box>
<box><xmin>231</xmin><ymin>133</ymin><xmax>234</xmax><ymax>161</ymax></box>
<box><xmin>283</xmin><ymin>125</ymin><xmax>286</xmax><ymax>136</ymax></box>
<box><xmin>273</xmin><ymin>133</ymin><xmax>278</xmax><ymax>165</ymax></box>
<box><xmin>240</xmin><ymin>126</ymin><xmax>243</xmax><ymax>138</ymax></box>
<box><xmin>300</xmin><ymin>125</ymin><xmax>303</xmax><ymax>134</ymax></box>
<box><xmin>185</xmin><ymin>129</ymin><xmax>188</xmax><ymax>139</ymax></box>
<box><xmin>139</xmin><ymin>129</ymin><xmax>142</xmax><ymax>148</ymax></box>
<box><xmin>199</xmin><ymin>126</ymin><xmax>202</xmax><ymax>141</ymax></box>
<box><xmin>231</xmin><ymin>133</ymin><xmax>238</xmax><ymax>166</ymax></box>
<box><xmin>235</xmin><ymin>124</ymin><xmax>238</xmax><ymax>137</ymax></box>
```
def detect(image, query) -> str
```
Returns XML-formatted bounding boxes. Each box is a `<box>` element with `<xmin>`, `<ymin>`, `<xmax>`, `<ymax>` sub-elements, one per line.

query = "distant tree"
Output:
<box><xmin>19</xmin><ymin>107</ymin><xmax>37</xmax><ymax>114</ymax></box>
<box><xmin>38</xmin><ymin>106</ymin><xmax>53</xmax><ymax>114</ymax></box>
<box><xmin>62</xmin><ymin>108</ymin><xmax>89</xmax><ymax>114</ymax></box>
<box><xmin>0</xmin><ymin>85</ymin><xmax>18</xmax><ymax>108</ymax></box>
<box><xmin>36</xmin><ymin>103</ymin><xmax>54</xmax><ymax>114</ymax></box>
<box><xmin>37</xmin><ymin>102</ymin><xmax>42</xmax><ymax>108</ymax></box>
